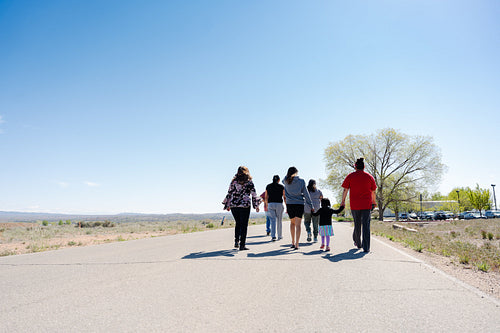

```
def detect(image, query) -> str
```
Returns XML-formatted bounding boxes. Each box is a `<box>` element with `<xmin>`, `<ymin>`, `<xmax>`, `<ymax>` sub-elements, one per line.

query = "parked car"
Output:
<box><xmin>409</xmin><ymin>213</ymin><xmax>418</xmax><ymax>220</ymax></box>
<box><xmin>444</xmin><ymin>212</ymin><xmax>455</xmax><ymax>219</ymax></box>
<box><xmin>399</xmin><ymin>213</ymin><xmax>408</xmax><ymax>220</ymax></box>
<box><xmin>421</xmin><ymin>211</ymin><xmax>435</xmax><ymax>220</ymax></box>
<box><xmin>433</xmin><ymin>212</ymin><xmax>448</xmax><ymax>220</ymax></box>
<box><xmin>460</xmin><ymin>212</ymin><xmax>481</xmax><ymax>220</ymax></box>
<box><xmin>485</xmin><ymin>210</ymin><xmax>500</xmax><ymax>219</ymax></box>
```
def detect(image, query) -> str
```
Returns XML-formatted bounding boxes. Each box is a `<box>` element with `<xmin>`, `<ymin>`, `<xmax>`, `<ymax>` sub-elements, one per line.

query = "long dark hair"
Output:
<box><xmin>307</xmin><ymin>179</ymin><xmax>316</xmax><ymax>192</ymax></box>
<box><xmin>232</xmin><ymin>166</ymin><xmax>252</xmax><ymax>184</ymax></box>
<box><xmin>285</xmin><ymin>167</ymin><xmax>298</xmax><ymax>184</ymax></box>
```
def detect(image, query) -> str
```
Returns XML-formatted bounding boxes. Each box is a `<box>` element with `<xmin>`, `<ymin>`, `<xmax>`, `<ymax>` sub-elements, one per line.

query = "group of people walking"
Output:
<box><xmin>222</xmin><ymin>161</ymin><xmax>377</xmax><ymax>253</ymax></box>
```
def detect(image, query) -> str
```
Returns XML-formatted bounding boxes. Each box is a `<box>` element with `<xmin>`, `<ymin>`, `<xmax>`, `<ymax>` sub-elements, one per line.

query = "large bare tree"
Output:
<box><xmin>324</xmin><ymin>128</ymin><xmax>446</xmax><ymax>220</ymax></box>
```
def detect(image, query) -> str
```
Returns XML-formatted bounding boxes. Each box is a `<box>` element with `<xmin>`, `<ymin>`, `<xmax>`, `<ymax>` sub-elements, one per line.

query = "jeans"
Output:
<box><xmin>303</xmin><ymin>213</ymin><xmax>319</xmax><ymax>238</ymax></box>
<box><xmin>351</xmin><ymin>209</ymin><xmax>371</xmax><ymax>252</ymax></box>
<box><xmin>267</xmin><ymin>202</ymin><xmax>284</xmax><ymax>239</ymax></box>
<box><xmin>231</xmin><ymin>207</ymin><xmax>251</xmax><ymax>248</ymax></box>
<box><xmin>265</xmin><ymin>214</ymin><xmax>271</xmax><ymax>234</ymax></box>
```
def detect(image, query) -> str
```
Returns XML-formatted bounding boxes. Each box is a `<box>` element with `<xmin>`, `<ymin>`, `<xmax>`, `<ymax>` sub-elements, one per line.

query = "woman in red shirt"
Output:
<box><xmin>340</xmin><ymin>158</ymin><xmax>377</xmax><ymax>253</ymax></box>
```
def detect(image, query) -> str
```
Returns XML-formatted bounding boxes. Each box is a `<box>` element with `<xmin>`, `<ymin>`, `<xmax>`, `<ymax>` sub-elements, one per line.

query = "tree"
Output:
<box><xmin>324</xmin><ymin>128</ymin><xmax>446</xmax><ymax>220</ymax></box>
<box><xmin>445</xmin><ymin>188</ymin><xmax>473</xmax><ymax>213</ymax></box>
<box><xmin>466</xmin><ymin>184</ymin><xmax>491</xmax><ymax>215</ymax></box>
<box><xmin>387</xmin><ymin>182</ymin><xmax>419</xmax><ymax>221</ymax></box>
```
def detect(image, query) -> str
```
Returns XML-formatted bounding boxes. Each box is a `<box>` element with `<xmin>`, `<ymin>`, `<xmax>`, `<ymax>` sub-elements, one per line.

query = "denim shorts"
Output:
<box><xmin>287</xmin><ymin>204</ymin><xmax>304</xmax><ymax>219</ymax></box>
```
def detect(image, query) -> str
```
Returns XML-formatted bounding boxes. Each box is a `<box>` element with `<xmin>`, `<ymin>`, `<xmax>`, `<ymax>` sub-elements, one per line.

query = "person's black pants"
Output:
<box><xmin>351</xmin><ymin>209</ymin><xmax>371</xmax><ymax>252</ymax></box>
<box><xmin>231</xmin><ymin>207</ymin><xmax>251</xmax><ymax>248</ymax></box>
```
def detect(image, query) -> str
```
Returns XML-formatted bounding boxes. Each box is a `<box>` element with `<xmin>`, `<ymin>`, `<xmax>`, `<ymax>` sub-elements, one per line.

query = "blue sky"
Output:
<box><xmin>1</xmin><ymin>0</ymin><xmax>499</xmax><ymax>214</ymax></box>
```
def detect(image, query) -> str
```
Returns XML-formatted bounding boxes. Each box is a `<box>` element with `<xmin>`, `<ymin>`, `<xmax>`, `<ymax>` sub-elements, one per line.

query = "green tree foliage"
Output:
<box><xmin>466</xmin><ymin>184</ymin><xmax>491</xmax><ymax>215</ymax></box>
<box><xmin>387</xmin><ymin>183</ymin><xmax>419</xmax><ymax>220</ymax></box>
<box><xmin>444</xmin><ymin>188</ymin><xmax>473</xmax><ymax>212</ymax></box>
<box><xmin>324</xmin><ymin>128</ymin><xmax>446</xmax><ymax>220</ymax></box>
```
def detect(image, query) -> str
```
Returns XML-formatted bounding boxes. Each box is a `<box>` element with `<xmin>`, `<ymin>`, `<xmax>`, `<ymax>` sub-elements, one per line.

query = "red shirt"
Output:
<box><xmin>342</xmin><ymin>170</ymin><xmax>377</xmax><ymax>210</ymax></box>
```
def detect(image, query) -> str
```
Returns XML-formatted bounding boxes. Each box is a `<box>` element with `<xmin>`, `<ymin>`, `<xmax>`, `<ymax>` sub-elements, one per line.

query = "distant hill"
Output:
<box><xmin>0</xmin><ymin>211</ymin><xmax>265</xmax><ymax>223</ymax></box>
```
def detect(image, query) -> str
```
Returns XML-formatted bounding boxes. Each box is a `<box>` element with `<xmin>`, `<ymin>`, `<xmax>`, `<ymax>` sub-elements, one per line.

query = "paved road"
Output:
<box><xmin>1</xmin><ymin>222</ymin><xmax>499</xmax><ymax>332</ymax></box>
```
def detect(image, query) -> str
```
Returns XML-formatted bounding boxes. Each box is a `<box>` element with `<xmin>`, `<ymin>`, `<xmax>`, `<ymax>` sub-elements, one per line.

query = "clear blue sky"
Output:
<box><xmin>1</xmin><ymin>0</ymin><xmax>499</xmax><ymax>214</ymax></box>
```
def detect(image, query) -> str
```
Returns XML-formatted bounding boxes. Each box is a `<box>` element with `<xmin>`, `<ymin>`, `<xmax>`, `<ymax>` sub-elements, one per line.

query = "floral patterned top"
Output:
<box><xmin>223</xmin><ymin>180</ymin><xmax>261</xmax><ymax>210</ymax></box>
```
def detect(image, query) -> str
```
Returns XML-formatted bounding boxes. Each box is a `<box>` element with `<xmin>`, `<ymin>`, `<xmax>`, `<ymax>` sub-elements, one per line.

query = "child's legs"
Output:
<box><xmin>326</xmin><ymin>235</ymin><xmax>330</xmax><ymax>247</ymax></box>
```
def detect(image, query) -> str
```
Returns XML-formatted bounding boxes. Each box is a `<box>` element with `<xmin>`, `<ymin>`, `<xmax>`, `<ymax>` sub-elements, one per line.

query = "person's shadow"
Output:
<box><xmin>182</xmin><ymin>249</ymin><xmax>237</xmax><ymax>259</ymax></box>
<box><xmin>321</xmin><ymin>248</ymin><xmax>367</xmax><ymax>262</ymax></box>
<box><xmin>245</xmin><ymin>235</ymin><xmax>271</xmax><ymax>246</ymax></box>
<box><xmin>247</xmin><ymin>248</ymin><xmax>294</xmax><ymax>258</ymax></box>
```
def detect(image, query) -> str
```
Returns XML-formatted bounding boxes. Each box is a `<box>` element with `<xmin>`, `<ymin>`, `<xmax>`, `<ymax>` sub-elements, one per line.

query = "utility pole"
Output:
<box><xmin>420</xmin><ymin>194</ymin><xmax>423</xmax><ymax>220</ymax></box>
<box><xmin>492</xmin><ymin>184</ymin><xmax>497</xmax><ymax>211</ymax></box>
<box><xmin>456</xmin><ymin>190</ymin><xmax>460</xmax><ymax>216</ymax></box>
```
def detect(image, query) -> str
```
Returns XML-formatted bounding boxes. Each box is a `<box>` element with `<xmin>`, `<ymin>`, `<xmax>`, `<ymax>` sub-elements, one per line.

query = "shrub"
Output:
<box><xmin>42</xmin><ymin>220</ymin><xmax>48</xmax><ymax>226</ymax></box>
<box><xmin>450</xmin><ymin>231</ymin><xmax>459</xmax><ymax>238</ymax></box>
<box><xmin>102</xmin><ymin>220</ymin><xmax>115</xmax><ymax>228</ymax></box>
<box><xmin>477</xmin><ymin>263</ymin><xmax>490</xmax><ymax>272</ymax></box>
<box><xmin>58</xmin><ymin>220</ymin><xmax>63</xmax><ymax>226</ymax></box>
<box><xmin>414</xmin><ymin>243</ymin><xmax>424</xmax><ymax>252</ymax></box>
<box><xmin>0</xmin><ymin>250</ymin><xmax>16</xmax><ymax>257</ymax></box>
<box><xmin>481</xmin><ymin>230</ymin><xmax>487</xmax><ymax>239</ymax></box>
<box><xmin>67</xmin><ymin>241</ymin><xmax>77</xmax><ymax>246</ymax></box>
<box><xmin>206</xmin><ymin>223</ymin><xmax>214</xmax><ymax>228</ymax></box>
<box><xmin>482</xmin><ymin>243</ymin><xmax>493</xmax><ymax>250</ymax></box>
<box><xmin>487</xmin><ymin>232</ymin><xmax>494</xmax><ymax>240</ymax></box>
<box><xmin>79</xmin><ymin>221</ymin><xmax>115</xmax><ymax>228</ymax></box>
<box><xmin>459</xmin><ymin>254</ymin><xmax>470</xmax><ymax>264</ymax></box>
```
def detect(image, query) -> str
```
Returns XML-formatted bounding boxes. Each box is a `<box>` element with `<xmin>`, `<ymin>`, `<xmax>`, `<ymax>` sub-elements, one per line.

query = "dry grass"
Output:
<box><xmin>0</xmin><ymin>218</ymin><xmax>266</xmax><ymax>256</ymax></box>
<box><xmin>371</xmin><ymin>218</ymin><xmax>500</xmax><ymax>272</ymax></box>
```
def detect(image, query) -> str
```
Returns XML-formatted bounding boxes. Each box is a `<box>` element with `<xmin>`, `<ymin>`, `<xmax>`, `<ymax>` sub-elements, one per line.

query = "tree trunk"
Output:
<box><xmin>378</xmin><ymin>199</ymin><xmax>384</xmax><ymax>221</ymax></box>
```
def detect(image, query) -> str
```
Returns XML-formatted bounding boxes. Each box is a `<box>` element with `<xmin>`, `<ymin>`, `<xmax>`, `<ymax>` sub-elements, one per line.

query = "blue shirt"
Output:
<box><xmin>283</xmin><ymin>176</ymin><xmax>314</xmax><ymax>209</ymax></box>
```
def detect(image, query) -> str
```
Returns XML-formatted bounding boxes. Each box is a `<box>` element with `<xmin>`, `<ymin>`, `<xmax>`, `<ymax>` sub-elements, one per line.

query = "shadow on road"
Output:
<box><xmin>247</xmin><ymin>248</ymin><xmax>294</xmax><ymax>258</ymax></box>
<box><xmin>182</xmin><ymin>249</ymin><xmax>237</xmax><ymax>259</ymax></box>
<box><xmin>321</xmin><ymin>249</ymin><xmax>367</xmax><ymax>262</ymax></box>
<box><xmin>247</xmin><ymin>240</ymin><xmax>273</xmax><ymax>246</ymax></box>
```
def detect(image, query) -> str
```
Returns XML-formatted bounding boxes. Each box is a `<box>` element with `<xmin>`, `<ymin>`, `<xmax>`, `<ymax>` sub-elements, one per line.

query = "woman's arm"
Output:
<box><xmin>371</xmin><ymin>190</ymin><xmax>377</xmax><ymax>210</ymax></box>
<box><xmin>340</xmin><ymin>188</ymin><xmax>349</xmax><ymax>207</ymax></box>
<box><xmin>264</xmin><ymin>190</ymin><xmax>269</xmax><ymax>210</ymax></box>
<box><xmin>303</xmin><ymin>183</ymin><xmax>314</xmax><ymax>212</ymax></box>
<box><xmin>222</xmin><ymin>181</ymin><xmax>235</xmax><ymax>211</ymax></box>
<box><xmin>249</xmin><ymin>182</ymin><xmax>261</xmax><ymax>212</ymax></box>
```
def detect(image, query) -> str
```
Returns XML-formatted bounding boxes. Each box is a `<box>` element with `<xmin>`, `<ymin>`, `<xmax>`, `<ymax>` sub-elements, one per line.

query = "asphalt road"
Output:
<box><xmin>1</xmin><ymin>222</ymin><xmax>499</xmax><ymax>332</ymax></box>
